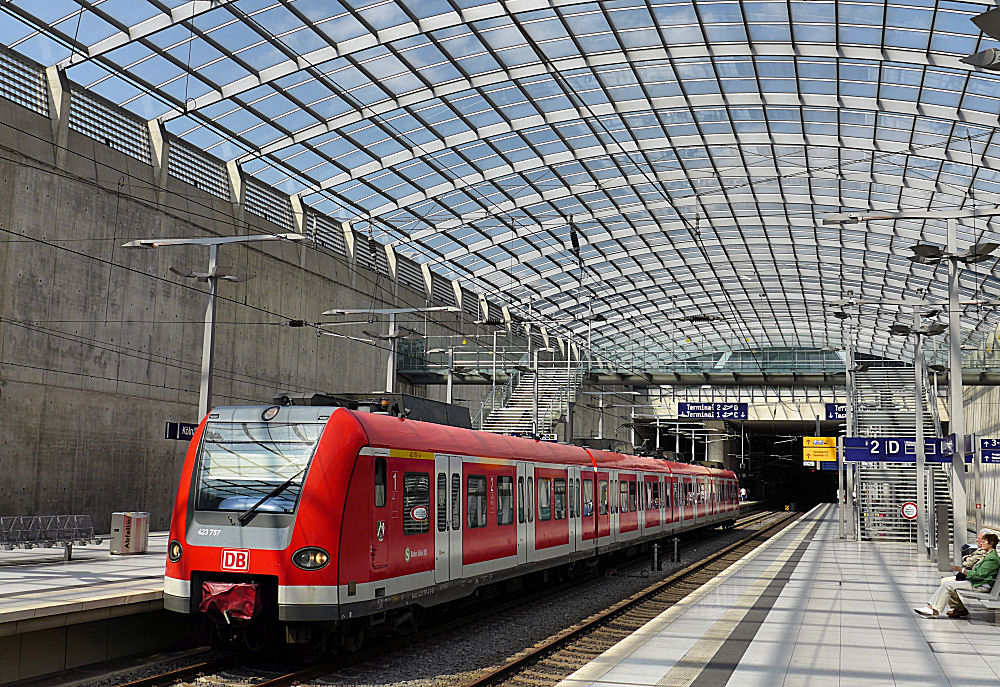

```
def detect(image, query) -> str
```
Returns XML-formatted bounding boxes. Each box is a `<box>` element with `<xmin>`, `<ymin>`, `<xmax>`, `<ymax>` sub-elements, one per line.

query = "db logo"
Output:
<box><xmin>221</xmin><ymin>549</ymin><xmax>250</xmax><ymax>571</ymax></box>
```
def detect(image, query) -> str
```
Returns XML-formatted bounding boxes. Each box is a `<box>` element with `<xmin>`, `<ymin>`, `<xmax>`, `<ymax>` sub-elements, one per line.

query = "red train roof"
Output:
<box><xmin>339</xmin><ymin>409</ymin><xmax>736</xmax><ymax>479</ymax></box>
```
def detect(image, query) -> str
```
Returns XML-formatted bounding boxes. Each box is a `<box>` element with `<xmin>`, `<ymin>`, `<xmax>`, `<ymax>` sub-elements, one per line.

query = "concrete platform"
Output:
<box><xmin>0</xmin><ymin>533</ymin><xmax>186</xmax><ymax>685</ymax></box>
<box><xmin>557</xmin><ymin>503</ymin><xmax>1000</xmax><ymax>687</ymax></box>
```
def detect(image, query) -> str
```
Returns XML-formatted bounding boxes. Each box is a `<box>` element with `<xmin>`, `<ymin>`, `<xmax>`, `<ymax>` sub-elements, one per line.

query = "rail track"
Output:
<box><xmin>111</xmin><ymin>509</ymin><xmax>784</xmax><ymax>687</ymax></box>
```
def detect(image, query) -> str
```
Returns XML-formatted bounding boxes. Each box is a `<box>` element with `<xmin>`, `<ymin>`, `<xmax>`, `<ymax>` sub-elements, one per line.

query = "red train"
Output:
<box><xmin>164</xmin><ymin>405</ymin><xmax>738</xmax><ymax>651</ymax></box>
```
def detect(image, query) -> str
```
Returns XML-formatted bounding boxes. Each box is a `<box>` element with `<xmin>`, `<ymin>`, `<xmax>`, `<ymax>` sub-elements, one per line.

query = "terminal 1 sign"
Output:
<box><xmin>677</xmin><ymin>402</ymin><xmax>748</xmax><ymax>419</ymax></box>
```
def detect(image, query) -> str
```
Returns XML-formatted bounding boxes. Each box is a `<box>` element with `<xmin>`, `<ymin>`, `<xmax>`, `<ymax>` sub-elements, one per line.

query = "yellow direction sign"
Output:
<box><xmin>803</xmin><ymin>437</ymin><xmax>837</xmax><ymax>463</ymax></box>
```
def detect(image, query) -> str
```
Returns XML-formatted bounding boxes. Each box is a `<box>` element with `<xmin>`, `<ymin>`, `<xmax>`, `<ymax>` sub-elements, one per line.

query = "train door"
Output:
<box><xmin>609</xmin><ymin>469</ymin><xmax>619</xmax><ymax>544</ymax></box>
<box><xmin>568</xmin><ymin>466</ymin><xmax>580</xmax><ymax>552</ymax></box>
<box><xmin>516</xmin><ymin>462</ymin><xmax>534</xmax><ymax>564</ymax></box>
<box><xmin>371</xmin><ymin>455</ymin><xmax>389</xmax><ymax>571</ymax></box>
<box><xmin>434</xmin><ymin>455</ymin><xmax>463</xmax><ymax>583</ymax></box>
<box><xmin>636</xmin><ymin>473</ymin><xmax>645</xmax><ymax>537</ymax></box>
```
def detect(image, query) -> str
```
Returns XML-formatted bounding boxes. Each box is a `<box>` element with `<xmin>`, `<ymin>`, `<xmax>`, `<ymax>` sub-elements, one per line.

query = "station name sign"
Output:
<box><xmin>164</xmin><ymin>421</ymin><xmax>198</xmax><ymax>441</ymax></box>
<box><xmin>677</xmin><ymin>402</ymin><xmax>748</xmax><ymax>420</ymax></box>
<box><xmin>845</xmin><ymin>437</ymin><xmax>954</xmax><ymax>463</ymax></box>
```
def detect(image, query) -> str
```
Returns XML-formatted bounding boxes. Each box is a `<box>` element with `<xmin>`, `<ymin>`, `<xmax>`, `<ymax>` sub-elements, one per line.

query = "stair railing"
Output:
<box><xmin>472</xmin><ymin>348</ymin><xmax>531</xmax><ymax>430</ymax></box>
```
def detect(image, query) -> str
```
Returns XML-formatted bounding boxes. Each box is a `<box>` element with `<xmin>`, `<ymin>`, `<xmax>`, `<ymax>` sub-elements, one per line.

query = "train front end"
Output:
<box><xmin>164</xmin><ymin>405</ymin><xmax>365</xmax><ymax>651</ymax></box>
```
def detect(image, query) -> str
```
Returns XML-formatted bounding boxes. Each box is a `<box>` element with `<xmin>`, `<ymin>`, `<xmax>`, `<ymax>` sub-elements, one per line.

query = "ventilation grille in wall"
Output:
<box><xmin>68</xmin><ymin>90</ymin><xmax>151</xmax><ymax>164</ymax></box>
<box><xmin>168</xmin><ymin>139</ymin><xmax>230</xmax><ymax>201</ymax></box>
<box><xmin>431</xmin><ymin>273</ymin><xmax>455</xmax><ymax>307</ymax></box>
<box><xmin>0</xmin><ymin>50</ymin><xmax>46</xmax><ymax>116</ymax></box>
<box><xmin>310</xmin><ymin>213</ymin><xmax>347</xmax><ymax>257</ymax></box>
<box><xmin>244</xmin><ymin>177</ymin><xmax>292</xmax><ymax>230</ymax></box>
<box><xmin>397</xmin><ymin>257</ymin><xmax>425</xmax><ymax>293</ymax></box>
<box><xmin>461</xmin><ymin>288</ymin><xmax>479</xmax><ymax>319</ymax></box>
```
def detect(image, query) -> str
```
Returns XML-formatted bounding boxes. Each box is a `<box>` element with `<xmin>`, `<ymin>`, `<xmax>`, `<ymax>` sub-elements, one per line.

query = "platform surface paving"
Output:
<box><xmin>557</xmin><ymin>504</ymin><xmax>1000</xmax><ymax>687</ymax></box>
<box><xmin>0</xmin><ymin>533</ymin><xmax>166</xmax><ymax>632</ymax></box>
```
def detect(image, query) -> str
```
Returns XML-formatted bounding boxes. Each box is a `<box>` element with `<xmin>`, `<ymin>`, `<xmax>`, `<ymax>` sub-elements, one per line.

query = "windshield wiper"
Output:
<box><xmin>237</xmin><ymin>468</ymin><xmax>306</xmax><ymax>527</ymax></box>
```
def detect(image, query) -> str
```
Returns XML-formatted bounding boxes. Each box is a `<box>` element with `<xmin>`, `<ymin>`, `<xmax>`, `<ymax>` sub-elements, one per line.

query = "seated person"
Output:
<box><xmin>956</xmin><ymin>529</ymin><xmax>993</xmax><ymax>573</ymax></box>
<box><xmin>915</xmin><ymin>532</ymin><xmax>999</xmax><ymax>618</ymax></box>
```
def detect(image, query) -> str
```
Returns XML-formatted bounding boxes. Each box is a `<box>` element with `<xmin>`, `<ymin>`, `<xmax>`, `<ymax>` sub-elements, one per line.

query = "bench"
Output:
<box><xmin>956</xmin><ymin>578</ymin><xmax>1000</xmax><ymax>610</ymax></box>
<box><xmin>0</xmin><ymin>515</ymin><xmax>103</xmax><ymax>560</ymax></box>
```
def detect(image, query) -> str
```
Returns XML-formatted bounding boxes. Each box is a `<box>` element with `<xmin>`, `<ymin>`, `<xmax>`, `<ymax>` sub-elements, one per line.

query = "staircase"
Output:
<box><xmin>479</xmin><ymin>365</ymin><xmax>582</xmax><ymax>436</ymax></box>
<box><xmin>853</xmin><ymin>366</ymin><xmax>936</xmax><ymax>437</ymax></box>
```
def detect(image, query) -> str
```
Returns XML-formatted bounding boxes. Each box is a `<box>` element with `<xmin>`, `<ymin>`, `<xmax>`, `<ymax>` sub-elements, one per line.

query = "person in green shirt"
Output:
<box><xmin>915</xmin><ymin>532</ymin><xmax>999</xmax><ymax>618</ymax></box>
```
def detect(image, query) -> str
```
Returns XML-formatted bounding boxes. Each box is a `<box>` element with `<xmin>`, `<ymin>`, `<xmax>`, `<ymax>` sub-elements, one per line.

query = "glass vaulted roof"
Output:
<box><xmin>5</xmin><ymin>0</ymin><xmax>1000</xmax><ymax>361</ymax></box>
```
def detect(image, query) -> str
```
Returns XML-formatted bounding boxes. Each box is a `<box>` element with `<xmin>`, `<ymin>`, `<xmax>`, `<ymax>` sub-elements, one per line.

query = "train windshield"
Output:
<box><xmin>194</xmin><ymin>422</ymin><xmax>324</xmax><ymax>514</ymax></box>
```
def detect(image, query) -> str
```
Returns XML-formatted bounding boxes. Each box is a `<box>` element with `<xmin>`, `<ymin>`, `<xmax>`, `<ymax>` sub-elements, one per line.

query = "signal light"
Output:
<box><xmin>168</xmin><ymin>539</ymin><xmax>183</xmax><ymax>562</ymax></box>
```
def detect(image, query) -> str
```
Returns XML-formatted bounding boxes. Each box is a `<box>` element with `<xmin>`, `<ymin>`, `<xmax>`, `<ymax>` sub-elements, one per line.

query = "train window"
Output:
<box><xmin>437</xmin><ymin>474</ymin><xmax>447</xmax><ymax>532</ymax></box>
<box><xmin>619</xmin><ymin>481</ymin><xmax>628</xmax><ymax>513</ymax></box>
<box><xmin>582</xmin><ymin>479</ymin><xmax>594</xmax><ymax>516</ymax></box>
<box><xmin>468</xmin><ymin>475</ymin><xmax>488</xmax><ymax>528</ymax></box>
<box><xmin>553</xmin><ymin>479</ymin><xmax>566</xmax><ymax>520</ymax></box>
<box><xmin>598</xmin><ymin>480</ymin><xmax>608</xmax><ymax>515</ymax></box>
<box><xmin>537</xmin><ymin>478</ymin><xmax>552</xmax><ymax>521</ymax></box>
<box><xmin>629</xmin><ymin>481</ymin><xmax>637</xmax><ymax>512</ymax></box>
<box><xmin>374</xmin><ymin>458</ymin><xmax>387</xmax><ymax>508</ymax></box>
<box><xmin>518</xmin><ymin>477</ymin><xmax>525</xmax><ymax>523</ymax></box>
<box><xmin>497</xmin><ymin>476</ymin><xmax>514</xmax><ymax>526</ymax></box>
<box><xmin>569</xmin><ymin>478</ymin><xmax>576</xmax><ymax>518</ymax></box>
<box><xmin>650</xmin><ymin>481</ymin><xmax>660</xmax><ymax>509</ymax></box>
<box><xmin>451</xmin><ymin>474</ymin><xmax>461</xmax><ymax>531</ymax></box>
<box><xmin>402</xmin><ymin>473</ymin><xmax>430</xmax><ymax>535</ymax></box>
<box><xmin>527</xmin><ymin>477</ymin><xmax>533</xmax><ymax>522</ymax></box>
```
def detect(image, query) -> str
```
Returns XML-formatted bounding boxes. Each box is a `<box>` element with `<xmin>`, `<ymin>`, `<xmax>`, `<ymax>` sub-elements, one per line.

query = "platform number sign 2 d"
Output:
<box><xmin>900</xmin><ymin>502</ymin><xmax>918</xmax><ymax>521</ymax></box>
<box><xmin>221</xmin><ymin>549</ymin><xmax>250</xmax><ymax>571</ymax></box>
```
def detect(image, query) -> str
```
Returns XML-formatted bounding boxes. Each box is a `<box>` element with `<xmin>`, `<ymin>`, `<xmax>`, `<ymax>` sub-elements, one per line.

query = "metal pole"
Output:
<box><xmin>385</xmin><ymin>312</ymin><xmax>397</xmax><ymax>394</ymax></box>
<box><xmin>491</xmin><ymin>330</ymin><xmax>497</xmax><ymax>411</ymax></box>
<box><xmin>198</xmin><ymin>244</ymin><xmax>219</xmax><ymax>421</ymax></box>
<box><xmin>446</xmin><ymin>347</ymin><xmax>454</xmax><ymax>405</ymax></box>
<box><xmin>815</xmin><ymin>414</ymin><xmax>821</xmax><ymax>437</ymax></box>
<box><xmin>630</xmin><ymin>406</ymin><xmax>636</xmax><ymax>448</ymax></box>
<box><xmin>533</xmin><ymin>349</ymin><xmax>539</xmax><ymax>435</ymax></box>
<box><xmin>655</xmin><ymin>417</ymin><xmax>661</xmax><ymax>451</ymax></box>
<box><xmin>913</xmin><ymin>307</ymin><xmax>927</xmax><ymax>554</ymax></box>
<box><xmin>947</xmin><ymin>217</ymin><xmax>968</xmax><ymax>567</ymax></box>
<box><xmin>675</xmin><ymin>420</ymin><xmax>680</xmax><ymax>454</ymax></box>
<box><xmin>838</xmin><ymin>437</ymin><xmax>845</xmax><ymax>539</ymax></box>
<box><xmin>598</xmin><ymin>395</ymin><xmax>604</xmax><ymax>440</ymax></box>
<box><xmin>974</xmin><ymin>432</ymin><xmax>983</xmax><ymax>532</ymax></box>
<box><xmin>845</xmin><ymin>334</ymin><xmax>857</xmax><ymax>540</ymax></box>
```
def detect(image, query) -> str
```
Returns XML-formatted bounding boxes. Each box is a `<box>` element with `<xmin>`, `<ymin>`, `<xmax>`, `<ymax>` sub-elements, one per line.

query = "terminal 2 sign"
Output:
<box><xmin>677</xmin><ymin>402</ymin><xmax>748</xmax><ymax>419</ymax></box>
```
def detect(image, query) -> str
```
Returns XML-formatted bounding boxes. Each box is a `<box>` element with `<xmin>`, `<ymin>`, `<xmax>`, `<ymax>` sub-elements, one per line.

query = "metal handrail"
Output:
<box><xmin>472</xmin><ymin>349</ymin><xmax>531</xmax><ymax>429</ymax></box>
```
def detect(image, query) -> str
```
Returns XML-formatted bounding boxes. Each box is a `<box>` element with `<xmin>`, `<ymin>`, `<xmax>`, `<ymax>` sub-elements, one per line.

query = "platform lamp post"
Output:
<box><xmin>828</xmin><ymin>311</ymin><xmax>858</xmax><ymax>540</ymax></box>
<box><xmin>123</xmin><ymin>233</ymin><xmax>308</xmax><ymax>421</ymax></box>
<box><xmin>825</xmin><ymin>208</ymin><xmax>1000</xmax><ymax>565</ymax></box>
<box><xmin>320</xmin><ymin>306</ymin><xmax>461</xmax><ymax>395</ymax></box>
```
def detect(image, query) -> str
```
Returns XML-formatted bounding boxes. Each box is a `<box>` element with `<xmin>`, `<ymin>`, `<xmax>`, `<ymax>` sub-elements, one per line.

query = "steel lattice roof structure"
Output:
<box><xmin>4</xmin><ymin>0</ymin><xmax>1000</xmax><ymax>362</ymax></box>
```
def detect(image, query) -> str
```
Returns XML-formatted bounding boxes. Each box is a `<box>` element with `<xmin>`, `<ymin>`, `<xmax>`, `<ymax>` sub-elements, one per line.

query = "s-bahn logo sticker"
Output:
<box><xmin>221</xmin><ymin>549</ymin><xmax>250</xmax><ymax>571</ymax></box>
<box><xmin>410</xmin><ymin>506</ymin><xmax>428</xmax><ymax>522</ymax></box>
<box><xmin>404</xmin><ymin>547</ymin><xmax>427</xmax><ymax>562</ymax></box>
<box><xmin>376</xmin><ymin>520</ymin><xmax>385</xmax><ymax>541</ymax></box>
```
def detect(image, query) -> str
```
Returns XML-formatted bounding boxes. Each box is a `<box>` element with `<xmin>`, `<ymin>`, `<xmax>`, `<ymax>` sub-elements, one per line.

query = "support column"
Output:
<box><xmin>44</xmin><ymin>66</ymin><xmax>71</xmax><ymax>169</ymax></box>
<box><xmin>145</xmin><ymin>119</ymin><xmax>170</xmax><ymax>208</ymax></box>
<box><xmin>947</xmin><ymin>217</ymin><xmax>968</xmax><ymax>566</ymax></box>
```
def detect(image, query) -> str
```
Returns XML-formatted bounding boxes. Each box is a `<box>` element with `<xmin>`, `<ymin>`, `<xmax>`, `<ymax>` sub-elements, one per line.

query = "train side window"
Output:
<box><xmin>569</xmin><ymin>478</ymin><xmax>576</xmax><ymax>518</ymax></box>
<box><xmin>619</xmin><ymin>481</ymin><xmax>628</xmax><ymax>513</ymax></box>
<box><xmin>451</xmin><ymin>474</ymin><xmax>461</xmax><ymax>531</ymax></box>
<box><xmin>537</xmin><ymin>478</ymin><xmax>552</xmax><ymax>521</ymax></box>
<box><xmin>553</xmin><ymin>478</ymin><xmax>566</xmax><ymax>520</ymax></box>
<box><xmin>437</xmin><ymin>473</ymin><xmax>447</xmax><ymax>532</ymax></box>
<box><xmin>599</xmin><ymin>480</ymin><xmax>608</xmax><ymax>515</ymax></box>
<box><xmin>582</xmin><ymin>478</ymin><xmax>594</xmax><ymax>516</ymax></box>
<box><xmin>630</xmin><ymin>481</ymin><xmax>637</xmax><ymax>512</ymax></box>
<box><xmin>468</xmin><ymin>475</ymin><xmax>488</xmax><ymax>528</ymax></box>
<box><xmin>518</xmin><ymin>476</ymin><xmax>525</xmax><ymax>523</ymax></box>
<box><xmin>402</xmin><ymin>473</ymin><xmax>430</xmax><ymax>535</ymax></box>
<box><xmin>497</xmin><ymin>476</ymin><xmax>514</xmax><ymax>526</ymax></box>
<box><xmin>374</xmin><ymin>458</ymin><xmax>386</xmax><ymax>507</ymax></box>
<box><xmin>527</xmin><ymin>477</ymin><xmax>534</xmax><ymax>522</ymax></box>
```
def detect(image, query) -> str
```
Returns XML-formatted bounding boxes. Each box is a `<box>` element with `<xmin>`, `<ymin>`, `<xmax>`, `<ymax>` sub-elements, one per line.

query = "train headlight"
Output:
<box><xmin>292</xmin><ymin>547</ymin><xmax>330</xmax><ymax>570</ymax></box>
<box><xmin>168</xmin><ymin>540</ymin><xmax>183</xmax><ymax>562</ymax></box>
